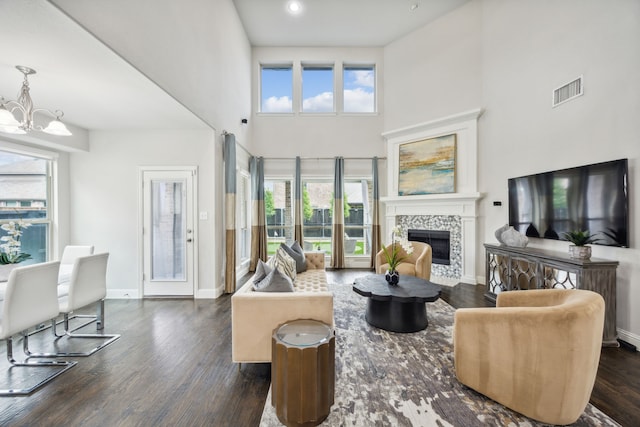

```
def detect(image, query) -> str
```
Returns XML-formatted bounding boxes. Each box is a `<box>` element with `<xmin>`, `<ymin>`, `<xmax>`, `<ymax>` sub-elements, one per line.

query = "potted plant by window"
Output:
<box><xmin>563</xmin><ymin>230</ymin><xmax>600</xmax><ymax>260</ymax></box>
<box><xmin>0</xmin><ymin>220</ymin><xmax>32</xmax><ymax>281</ymax></box>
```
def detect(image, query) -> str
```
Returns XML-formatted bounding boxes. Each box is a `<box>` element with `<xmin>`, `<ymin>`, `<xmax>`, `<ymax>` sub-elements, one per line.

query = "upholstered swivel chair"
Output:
<box><xmin>454</xmin><ymin>289</ymin><xmax>605</xmax><ymax>425</ymax></box>
<box><xmin>27</xmin><ymin>253</ymin><xmax>119</xmax><ymax>357</ymax></box>
<box><xmin>0</xmin><ymin>261</ymin><xmax>76</xmax><ymax>395</ymax></box>
<box><xmin>375</xmin><ymin>241</ymin><xmax>432</xmax><ymax>281</ymax></box>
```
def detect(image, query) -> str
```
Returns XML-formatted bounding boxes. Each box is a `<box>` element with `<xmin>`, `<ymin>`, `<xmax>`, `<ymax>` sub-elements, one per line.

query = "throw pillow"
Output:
<box><xmin>253</xmin><ymin>266</ymin><xmax>294</xmax><ymax>292</ymax></box>
<box><xmin>253</xmin><ymin>259</ymin><xmax>272</xmax><ymax>284</ymax></box>
<box><xmin>267</xmin><ymin>247</ymin><xmax>297</xmax><ymax>282</ymax></box>
<box><xmin>280</xmin><ymin>241</ymin><xmax>307</xmax><ymax>273</ymax></box>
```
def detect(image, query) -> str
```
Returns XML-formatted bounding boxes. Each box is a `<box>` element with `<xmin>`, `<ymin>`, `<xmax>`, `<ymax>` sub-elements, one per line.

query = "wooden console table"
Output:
<box><xmin>484</xmin><ymin>243</ymin><xmax>619</xmax><ymax>346</ymax></box>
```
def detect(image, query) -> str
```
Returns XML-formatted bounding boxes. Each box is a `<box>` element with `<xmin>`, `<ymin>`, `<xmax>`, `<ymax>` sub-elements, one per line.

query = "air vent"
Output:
<box><xmin>553</xmin><ymin>76</ymin><xmax>583</xmax><ymax>107</ymax></box>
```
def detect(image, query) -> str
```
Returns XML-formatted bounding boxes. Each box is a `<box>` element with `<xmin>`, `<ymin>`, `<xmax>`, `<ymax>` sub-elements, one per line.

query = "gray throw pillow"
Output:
<box><xmin>253</xmin><ymin>259</ymin><xmax>272</xmax><ymax>284</ymax></box>
<box><xmin>253</xmin><ymin>266</ymin><xmax>294</xmax><ymax>292</ymax></box>
<box><xmin>280</xmin><ymin>242</ymin><xmax>307</xmax><ymax>273</ymax></box>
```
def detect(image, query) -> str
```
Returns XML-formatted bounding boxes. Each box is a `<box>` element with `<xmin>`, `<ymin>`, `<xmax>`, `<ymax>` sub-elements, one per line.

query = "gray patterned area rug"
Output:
<box><xmin>260</xmin><ymin>283</ymin><xmax>619</xmax><ymax>427</ymax></box>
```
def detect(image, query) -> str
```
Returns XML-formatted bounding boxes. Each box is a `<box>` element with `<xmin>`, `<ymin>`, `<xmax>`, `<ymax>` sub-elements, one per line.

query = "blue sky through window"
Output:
<box><xmin>343</xmin><ymin>66</ymin><xmax>375</xmax><ymax>113</ymax></box>
<box><xmin>302</xmin><ymin>66</ymin><xmax>334</xmax><ymax>113</ymax></box>
<box><xmin>261</xmin><ymin>66</ymin><xmax>292</xmax><ymax>112</ymax></box>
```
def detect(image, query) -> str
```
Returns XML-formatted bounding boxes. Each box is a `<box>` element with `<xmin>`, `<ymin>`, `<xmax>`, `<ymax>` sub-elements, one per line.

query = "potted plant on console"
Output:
<box><xmin>0</xmin><ymin>220</ymin><xmax>32</xmax><ymax>281</ymax></box>
<box><xmin>381</xmin><ymin>226</ymin><xmax>414</xmax><ymax>285</ymax></box>
<box><xmin>563</xmin><ymin>229</ymin><xmax>600</xmax><ymax>260</ymax></box>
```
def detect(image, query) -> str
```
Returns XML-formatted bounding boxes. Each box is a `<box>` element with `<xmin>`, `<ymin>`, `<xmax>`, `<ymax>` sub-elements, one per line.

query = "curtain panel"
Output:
<box><xmin>250</xmin><ymin>156</ymin><xmax>268</xmax><ymax>271</ymax></box>
<box><xmin>294</xmin><ymin>156</ymin><xmax>304</xmax><ymax>247</ymax></box>
<box><xmin>224</xmin><ymin>133</ymin><xmax>236</xmax><ymax>293</ymax></box>
<box><xmin>370</xmin><ymin>157</ymin><xmax>382</xmax><ymax>268</ymax></box>
<box><xmin>331</xmin><ymin>157</ymin><xmax>345</xmax><ymax>268</ymax></box>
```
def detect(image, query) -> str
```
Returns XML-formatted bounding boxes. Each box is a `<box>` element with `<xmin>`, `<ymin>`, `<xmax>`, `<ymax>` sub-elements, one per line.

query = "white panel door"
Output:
<box><xmin>142</xmin><ymin>169</ymin><xmax>195</xmax><ymax>296</ymax></box>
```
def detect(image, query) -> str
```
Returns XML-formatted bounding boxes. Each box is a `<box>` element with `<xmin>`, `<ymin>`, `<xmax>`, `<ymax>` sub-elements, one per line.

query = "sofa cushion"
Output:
<box><xmin>253</xmin><ymin>266</ymin><xmax>294</xmax><ymax>292</ymax></box>
<box><xmin>253</xmin><ymin>259</ymin><xmax>272</xmax><ymax>283</ymax></box>
<box><xmin>280</xmin><ymin>241</ymin><xmax>307</xmax><ymax>273</ymax></box>
<box><xmin>294</xmin><ymin>269</ymin><xmax>329</xmax><ymax>292</ymax></box>
<box><xmin>268</xmin><ymin>247</ymin><xmax>297</xmax><ymax>281</ymax></box>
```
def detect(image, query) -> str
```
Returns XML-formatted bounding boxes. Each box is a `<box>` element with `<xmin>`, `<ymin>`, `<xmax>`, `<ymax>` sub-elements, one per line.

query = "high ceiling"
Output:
<box><xmin>0</xmin><ymin>0</ymin><xmax>469</xmax><ymax>136</ymax></box>
<box><xmin>232</xmin><ymin>0</ymin><xmax>469</xmax><ymax>46</ymax></box>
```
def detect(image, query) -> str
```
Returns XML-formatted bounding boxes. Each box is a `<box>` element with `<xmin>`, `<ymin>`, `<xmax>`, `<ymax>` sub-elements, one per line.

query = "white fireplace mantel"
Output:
<box><xmin>381</xmin><ymin>109</ymin><xmax>484</xmax><ymax>285</ymax></box>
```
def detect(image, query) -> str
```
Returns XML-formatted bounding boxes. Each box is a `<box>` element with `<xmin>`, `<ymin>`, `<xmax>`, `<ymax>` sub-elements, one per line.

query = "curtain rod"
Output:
<box><xmin>261</xmin><ymin>156</ymin><xmax>387</xmax><ymax>161</ymax></box>
<box><xmin>221</xmin><ymin>130</ymin><xmax>251</xmax><ymax>157</ymax></box>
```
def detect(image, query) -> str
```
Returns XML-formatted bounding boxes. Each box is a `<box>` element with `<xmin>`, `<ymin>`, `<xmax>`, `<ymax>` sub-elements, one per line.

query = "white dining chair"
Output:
<box><xmin>0</xmin><ymin>261</ymin><xmax>77</xmax><ymax>396</ymax></box>
<box><xmin>25</xmin><ymin>253</ymin><xmax>120</xmax><ymax>357</ymax></box>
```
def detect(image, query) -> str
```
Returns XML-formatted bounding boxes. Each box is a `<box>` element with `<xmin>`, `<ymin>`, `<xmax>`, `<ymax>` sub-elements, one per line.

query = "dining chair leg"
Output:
<box><xmin>25</xmin><ymin>311</ymin><xmax>120</xmax><ymax>358</ymax></box>
<box><xmin>1</xmin><ymin>334</ymin><xmax>77</xmax><ymax>396</ymax></box>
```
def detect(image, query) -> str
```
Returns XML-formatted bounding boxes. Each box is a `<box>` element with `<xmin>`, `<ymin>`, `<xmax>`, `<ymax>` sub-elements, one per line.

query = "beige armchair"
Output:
<box><xmin>454</xmin><ymin>289</ymin><xmax>605</xmax><ymax>425</ymax></box>
<box><xmin>375</xmin><ymin>241</ymin><xmax>432</xmax><ymax>281</ymax></box>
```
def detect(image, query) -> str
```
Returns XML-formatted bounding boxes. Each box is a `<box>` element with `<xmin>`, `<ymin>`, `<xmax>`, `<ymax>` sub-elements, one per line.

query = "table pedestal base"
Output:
<box><xmin>365</xmin><ymin>299</ymin><xmax>428</xmax><ymax>333</ymax></box>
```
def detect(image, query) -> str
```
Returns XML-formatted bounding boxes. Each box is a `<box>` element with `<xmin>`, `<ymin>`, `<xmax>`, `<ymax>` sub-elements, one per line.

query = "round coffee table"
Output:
<box><xmin>352</xmin><ymin>274</ymin><xmax>442</xmax><ymax>333</ymax></box>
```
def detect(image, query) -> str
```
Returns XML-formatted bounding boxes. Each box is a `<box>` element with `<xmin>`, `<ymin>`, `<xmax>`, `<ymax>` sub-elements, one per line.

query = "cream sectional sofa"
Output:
<box><xmin>231</xmin><ymin>251</ymin><xmax>334</xmax><ymax>363</ymax></box>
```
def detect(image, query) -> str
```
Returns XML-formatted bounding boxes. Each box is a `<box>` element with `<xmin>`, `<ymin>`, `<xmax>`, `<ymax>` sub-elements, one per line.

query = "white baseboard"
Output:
<box><xmin>617</xmin><ymin>328</ymin><xmax>640</xmax><ymax>351</ymax></box>
<box><xmin>196</xmin><ymin>288</ymin><xmax>221</xmax><ymax>299</ymax></box>
<box><xmin>106</xmin><ymin>288</ymin><xmax>224</xmax><ymax>299</ymax></box>
<box><xmin>106</xmin><ymin>289</ymin><xmax>140</xmax><ymax>299</ymax></box>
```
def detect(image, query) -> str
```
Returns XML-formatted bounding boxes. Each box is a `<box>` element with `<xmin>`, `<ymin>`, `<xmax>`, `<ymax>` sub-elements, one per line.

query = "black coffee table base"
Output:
<box><xmin>365</xmin><ymin>299</ymin><xmax>428</xmax><ymax>333</ymax></box>
<box><xmin>353</xmin><ymin>274</ymin><xmax>441</xmax><ymax>334</ymax></box>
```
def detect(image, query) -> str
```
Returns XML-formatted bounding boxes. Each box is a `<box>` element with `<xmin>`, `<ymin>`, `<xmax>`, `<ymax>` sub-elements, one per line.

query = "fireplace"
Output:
<box><xmin>381</xmin><ymin>108</ymin><xmax>483</xmax><ymax>284</ymax></box>
<box><xmin>408</xmin><ymin>229</ymin><xmax>450</xmax><ymax>265</ymax></box>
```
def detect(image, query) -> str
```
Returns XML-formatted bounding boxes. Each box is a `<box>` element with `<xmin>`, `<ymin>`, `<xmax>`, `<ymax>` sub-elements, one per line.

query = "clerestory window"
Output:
<box><xmin>260</xmin><ymin>64</ymin><xmax>293</xmax><ymax>113</ymax></box>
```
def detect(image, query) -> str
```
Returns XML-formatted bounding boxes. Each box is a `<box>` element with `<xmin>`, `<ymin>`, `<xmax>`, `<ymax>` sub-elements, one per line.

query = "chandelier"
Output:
<box><xmin>0</xmin><ymin>66</ymin><xmax>72</xmax><ymax>136</ymax></box>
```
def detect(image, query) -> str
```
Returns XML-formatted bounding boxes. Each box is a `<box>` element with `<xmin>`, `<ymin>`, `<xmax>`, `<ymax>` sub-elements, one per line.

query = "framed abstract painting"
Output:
<box><xmin>398</xmin><ymin>134</ymin><xmax>456</xmax><ymax>195</ymax></box>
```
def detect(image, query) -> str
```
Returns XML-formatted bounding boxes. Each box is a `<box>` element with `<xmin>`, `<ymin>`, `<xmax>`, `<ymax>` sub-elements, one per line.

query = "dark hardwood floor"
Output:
<box><xmin>0</xmin><ymin>269</ymin><xmax>637</xmax><ymax>426</ymax></box>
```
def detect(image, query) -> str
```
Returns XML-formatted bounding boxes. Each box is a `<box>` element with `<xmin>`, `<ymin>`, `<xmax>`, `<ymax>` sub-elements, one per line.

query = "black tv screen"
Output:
<box><xmin>508</xmin><ymin>159</ymin><xmax>629</xmax><ymax>247</ymax></box>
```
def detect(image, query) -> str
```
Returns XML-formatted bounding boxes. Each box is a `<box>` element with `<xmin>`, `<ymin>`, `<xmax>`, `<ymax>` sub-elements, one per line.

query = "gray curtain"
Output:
<box><xmin>224</xmin><ymin>133</ymin><xmax>236</xmax><ymax>293</ymax></box>
<box><xmin>294</xmin><ymin>156</ymin><xmax>304</xmax><ymax>247</ymax></box>
<box><xmin>370</xmin><ymin>157</ymin><xmax>382</xmax><ymax>269</ymax></box>
<box><xmin>331</xmin><ymin>157</ymin><xmax>345</xmax><ymax>268</ymax></box>
<box><xmin>250</xmin><ymin>156</ymin><xmax>268</xmax><ymax>271</ymax></box>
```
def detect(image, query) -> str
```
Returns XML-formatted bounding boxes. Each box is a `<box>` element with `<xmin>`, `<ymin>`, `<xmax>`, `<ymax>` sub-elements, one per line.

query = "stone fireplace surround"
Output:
<box><xmin>381</xmin><ymin>109</ymin><xmax>483</xmax><ymax>285</ymax></box>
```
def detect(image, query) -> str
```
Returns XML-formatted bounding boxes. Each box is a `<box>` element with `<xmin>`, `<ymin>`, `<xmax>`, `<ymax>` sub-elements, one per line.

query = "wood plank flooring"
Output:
<box><xmin>0</xmin><ymin>270</ymin><xmax>637</xmax><ymax>426</ymax></box>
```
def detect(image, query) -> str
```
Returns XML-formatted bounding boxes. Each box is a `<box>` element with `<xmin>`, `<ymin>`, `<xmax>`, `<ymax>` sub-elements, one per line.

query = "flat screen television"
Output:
<box><xmin>508</xmin><ymin>159</ymin><xmax>629</xmax><ymax>247</ymax></box>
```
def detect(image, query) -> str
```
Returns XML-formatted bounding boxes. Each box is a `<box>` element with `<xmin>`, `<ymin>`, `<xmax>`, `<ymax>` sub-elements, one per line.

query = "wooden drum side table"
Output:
<box><xmin>272</xmin><ymin>319</ymin><xmax>335</xmax><ymax>427</ymax></box>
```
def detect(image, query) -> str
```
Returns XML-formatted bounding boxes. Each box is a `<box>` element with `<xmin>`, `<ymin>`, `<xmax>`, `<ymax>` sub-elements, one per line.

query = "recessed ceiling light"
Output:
<box><xmin>410</xmin><ymin>3</ymin><xmax>419</xmax><ymax>11</ymax></box>
<box><xmin>287</xmin><ymin>0</ymin><xmax>302</xmax><ymax>14</ymax></box>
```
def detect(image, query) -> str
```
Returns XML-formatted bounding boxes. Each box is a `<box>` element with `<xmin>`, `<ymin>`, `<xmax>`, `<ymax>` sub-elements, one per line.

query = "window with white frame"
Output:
<box><xmin>302</xmin><ymin>180</ymin><xmax>334</xmax><ymax>253</ymax></box>
<box><xmin>302</xmin><ymin>65</ymin><xmax>334</xmax><ymax>113</ymax></box>
<box><xmin>260</xmin><ymin>64</ymin><xmax>293</xmax><ymax>113</ymax></box>
<box><xmin>344</xmin><ymin>179</ymin><xmax>373</xmax><ymax>256</ymax></box>
<box><xmin>343</xmin><ymin>65</ymin><xmax>375</xmax><ymax>113</ymax></box>
<box><xmin>264</xmin><ymin>179</ymin><xmax>293</xmax><ymax>255</ymax></box>
<box><xmin>0</xmin><ymin>149</ymin><xmax>52</xmax><ymax>263</ymax></box>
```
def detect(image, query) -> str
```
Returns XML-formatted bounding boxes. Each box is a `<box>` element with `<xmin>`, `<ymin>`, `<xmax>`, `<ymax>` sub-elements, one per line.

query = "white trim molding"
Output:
<box><xmin>382</xmin><ymin>109</ymin><xmax>484</xmax><ymax>285</ymax></box>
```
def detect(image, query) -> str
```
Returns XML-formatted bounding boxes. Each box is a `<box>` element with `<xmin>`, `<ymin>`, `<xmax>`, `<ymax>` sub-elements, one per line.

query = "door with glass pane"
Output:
<box><xmin>142</xmin><ymin>170</ymin><xmax>195</xmax><ymax>296</ymax></box>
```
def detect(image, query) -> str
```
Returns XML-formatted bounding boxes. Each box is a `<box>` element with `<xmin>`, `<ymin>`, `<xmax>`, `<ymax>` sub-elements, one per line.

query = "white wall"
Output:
<box><xmin>251</xmin><ymin>47</ymin><xmax>386</xmax><ymax>158</ymax></box>
<box><xmin>69</xmin><ymin>129</ymin><xmax>220</xmax><ymax>297</ymax></box>
<box><xmin>51</xmin><ymin>0</ymin><xmax>252</xmax><ymax>139</ymax></box>
<box><xmin>384</xmin><ymin>0</ymin><xmax>640</xmax><ymax>346</ymax></box>
<box><xmin>49</xmin><ymin>0</ymin><xmax>252</xmax><ymax>297</ymax></box>
<box><xmin>384</xmin><ymin>0</ymin><xmax>482</xmax><ymax>131</ymax></box>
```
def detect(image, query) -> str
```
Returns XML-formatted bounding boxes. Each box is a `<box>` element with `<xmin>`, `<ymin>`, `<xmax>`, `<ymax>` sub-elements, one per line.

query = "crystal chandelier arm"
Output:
<box><xmin>31</xmin><ymin>107</ymin><xmax>65</xmax><ymax>119</ymax></box>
